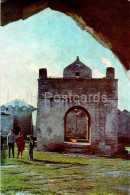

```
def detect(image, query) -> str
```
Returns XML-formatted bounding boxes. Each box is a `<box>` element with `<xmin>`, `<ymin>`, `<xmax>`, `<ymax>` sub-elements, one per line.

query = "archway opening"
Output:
<box><xmin>14</xmin><ymin>126</ymin><xmax>21</xmax><ymax>135</ymax></box>
<box><xmin>64</xmin><ymin>106</ymin><xmax>90</xmax><ymax>143</ymax></box>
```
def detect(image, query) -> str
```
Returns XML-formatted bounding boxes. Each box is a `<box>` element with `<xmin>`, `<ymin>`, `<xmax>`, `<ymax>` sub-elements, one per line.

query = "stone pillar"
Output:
<box><xmin>39</xmin><ymin>68</ymin><xmax>47</xmax><ymax>79</ymax></box>
<box><xmin>106</xmin><ymin>67</ymin><xmax>115</xmax><ymax>79</ymax></box>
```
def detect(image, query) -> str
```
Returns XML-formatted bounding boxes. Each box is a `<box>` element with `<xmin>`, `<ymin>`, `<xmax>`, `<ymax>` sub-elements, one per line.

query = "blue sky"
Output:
<box><xmin>0</xmin><ymin>8</ymin><xmax>130</xmax><ymax>110</ymax></box>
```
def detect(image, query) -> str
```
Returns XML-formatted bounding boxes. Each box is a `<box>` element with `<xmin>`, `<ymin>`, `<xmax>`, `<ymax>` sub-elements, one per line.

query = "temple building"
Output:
<box><xmin>36</xmin><ymin>57</ymin><xmax>119</xmax><ymax>156</ymax></box>
<box><xmin>0</xmin><ymin>99</ymin><xmax>36</xmax><ymax>137</ymax></box>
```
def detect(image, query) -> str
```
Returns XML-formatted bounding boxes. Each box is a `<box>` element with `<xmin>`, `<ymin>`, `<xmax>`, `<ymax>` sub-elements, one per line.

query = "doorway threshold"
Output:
<box><xmin>64</xmin><ymin>142</ymin><xmax>90</xmax><ymax>146</ymax></box>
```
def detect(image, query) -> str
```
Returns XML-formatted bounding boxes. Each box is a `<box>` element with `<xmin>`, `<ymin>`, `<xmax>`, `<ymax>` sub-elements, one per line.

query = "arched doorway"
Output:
<box><xmin>64</xmin><ymin>106</ymin><xmax>90</xmax><ymax>143</ymax></box>
<box><xmin>14</xmin><ymin>126</ymin><xmax>21</xmax><ymax>135</ymax></box>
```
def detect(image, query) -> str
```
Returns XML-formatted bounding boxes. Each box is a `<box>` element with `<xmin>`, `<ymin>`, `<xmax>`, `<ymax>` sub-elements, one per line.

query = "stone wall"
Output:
<box><xmin>32</xmin><ymin>110</ymin><xmax>37</xmax><ymax>137</ymax></box>
<box><xmin>13</xmin><ymin>111</ymin><xmax>33</xmax><ymax>135</ymax></box>
<box><xmin>0</xmin><ymin>99</ymin><xmax>36</xmax><ymax>136</ymax></box>
<box><xmin>1</xmin><ymin>114</ymin><xmax>14</xmax><ymax>137</ymax></box>
<box><xmin>36</xmin><ymin>78</ymin><xmax>118</xmax><ymax>156</ymax></box>
<box><xmin>118</xmin><ymin>110</ymin><xmax>130</xmax><ymax>145</ymax></box>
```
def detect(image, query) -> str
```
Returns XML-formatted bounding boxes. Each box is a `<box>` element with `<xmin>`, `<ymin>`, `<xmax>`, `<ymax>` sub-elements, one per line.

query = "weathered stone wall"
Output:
<box><xmin>36</xmin><ymin>78</ymin><xmax>118</xmax><ymax>156</ymax></box>
<box><xmin>32</xmin><ymin>110</ymin><xmax>37</xmax><ymax>137</ymax></box>
<box><xmin>0</xmin><ymin>99</ymin><xmax>36</xmax><ymax>136</ymax></box>
<box><xmin>118</xmin><ymin>110</ymin><xmax>130</xmax><ymax>145</ymax></box>
<box><xmin>13</xmin><ymin>111</ymin><xmax>33</xmax><ymax>135</ymax></box>
<box><xmin>1</xmin><ymin>115</ymin><xmax>14</xmax><ymax>137</ymax></box>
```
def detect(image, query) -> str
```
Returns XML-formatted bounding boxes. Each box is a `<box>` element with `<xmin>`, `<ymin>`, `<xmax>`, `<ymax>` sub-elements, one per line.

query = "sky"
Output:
<box><xmin>0</xmin><ymin>8</ymin><xmax>130</xmax><ymax>111</ymax></box>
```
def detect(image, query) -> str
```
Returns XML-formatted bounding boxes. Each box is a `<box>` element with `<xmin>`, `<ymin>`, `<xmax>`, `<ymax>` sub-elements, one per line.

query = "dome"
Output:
<box><xmin>63</xmin><ymin>57</ymin><xmax>92</xmax><ymax>78</ymax></box>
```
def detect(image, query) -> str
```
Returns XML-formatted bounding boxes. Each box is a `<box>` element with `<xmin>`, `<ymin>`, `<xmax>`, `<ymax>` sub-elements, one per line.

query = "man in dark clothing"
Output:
<box><xmin>29</xmin><ymin>135</ymin><xmax>35</xmax><ymax>160</ymax></box>
<box><xmin>7</xmin><ymin>130</ymin><xmax>16</xmax><ymax>158</ymax></box>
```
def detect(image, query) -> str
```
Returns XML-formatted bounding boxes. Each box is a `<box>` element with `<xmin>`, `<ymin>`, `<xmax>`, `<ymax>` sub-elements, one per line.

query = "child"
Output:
<box><xmin>29</xmin><ymin>135</ymin><xmax>35</xmax><ymax>160</ymax></box>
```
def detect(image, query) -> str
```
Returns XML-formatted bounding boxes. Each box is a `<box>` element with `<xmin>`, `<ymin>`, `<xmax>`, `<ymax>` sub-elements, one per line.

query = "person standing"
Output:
<box><xmin>16</xmin><ymin>132</ymin><xmax>25</xmax><ymax>159</ymax></box>
<box><xmin>29</xmin><ymin>135</ymin><xmax>35</xmax><ymax>160</ymax></box>
<box><xmin>1</xmin><ymin>135</ymin><xmax>4</xmax><ymax>150</ymax></box>
<box><xmin>7</xmin><ymin>130</ymin><xmax>16</xmax><ymax>158</ymax></box>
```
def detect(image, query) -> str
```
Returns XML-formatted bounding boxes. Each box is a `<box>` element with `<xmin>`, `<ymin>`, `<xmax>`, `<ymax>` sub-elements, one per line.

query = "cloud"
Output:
<box><xmin>93</xmin><ymin>69</ymin><xmax>104</xmax><ymax>78</ymax></box>
<box><xmin>29</xmin><ymin>62</ymin><xmax>39</xmax><ymax>72</ymax></box>
<box><xmin>101</xmin><ymin>56</ymin><xmax>112</xmax><ymax>67</ymax></box>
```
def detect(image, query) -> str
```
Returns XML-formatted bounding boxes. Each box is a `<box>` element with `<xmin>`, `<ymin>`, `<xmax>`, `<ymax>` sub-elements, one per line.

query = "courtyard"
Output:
<box><xmin>1</xmin><ymin>143</ymin><xmax>130</xmax><ymax>195</ymax></box>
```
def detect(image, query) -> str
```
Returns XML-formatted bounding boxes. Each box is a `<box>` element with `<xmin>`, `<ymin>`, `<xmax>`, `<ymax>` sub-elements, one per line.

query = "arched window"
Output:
<box><xmin>64</xmin><ymin>106</ymin><xmax>91</xmax><ymax>143</ymax></box>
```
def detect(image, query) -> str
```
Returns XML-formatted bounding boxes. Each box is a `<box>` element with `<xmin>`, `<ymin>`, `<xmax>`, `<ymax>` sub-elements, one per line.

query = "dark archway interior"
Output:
<box><xmin>14</xmin><ymin>125</ymin><xmax>21</xmax><ymax>135</ymax></box>
<box><xmin>64</xmin><ymin>106</ymin><xmax>91</xmax><ymax>142</ymax></box>
<box><xmin>1</xmin><ymin>0</ymin><xmax>129</xmax><ymax>71</ymax></box>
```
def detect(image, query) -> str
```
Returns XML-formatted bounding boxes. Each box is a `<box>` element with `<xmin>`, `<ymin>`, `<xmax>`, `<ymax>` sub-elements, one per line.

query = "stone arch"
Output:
<box><xmin>1</xmin><ymin>0</ymin><xmax>129</xmax><ymax>70</ymax></box>
<box><xmin>64</xmin><ymin>105</ymin><xmax>91</xmax><ymax>142</ymax></box>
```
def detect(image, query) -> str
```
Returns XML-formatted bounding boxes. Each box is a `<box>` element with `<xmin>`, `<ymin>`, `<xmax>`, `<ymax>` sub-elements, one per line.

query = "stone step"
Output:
<box><xmin>65</xmin><ymin>143</ymin><xmax>92</xmax><ymax>154</ymax></box>
<box><xmin>65</xmin><ymin>143</ymin><xmax>90</xmax><ymax>148</ymax></box>
<box><xmin>71</xmin><ymin>145</ymin><xmax>89</xmax><ymax>148</ymax></box>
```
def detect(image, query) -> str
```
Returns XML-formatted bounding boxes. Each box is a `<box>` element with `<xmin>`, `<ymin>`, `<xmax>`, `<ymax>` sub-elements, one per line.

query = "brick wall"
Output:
<box><xmin>36</xmin><ymin>78</ymin><xmax>118</xmax><ymax>156</ymax></box>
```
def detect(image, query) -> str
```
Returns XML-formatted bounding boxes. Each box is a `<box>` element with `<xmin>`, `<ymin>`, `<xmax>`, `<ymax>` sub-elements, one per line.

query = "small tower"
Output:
<box><xmin>39</xmin><ymin>68</ymin><xmax>47</xmax><ymax>79</ymax></box>
<box><xmin>106</xmin><ymin>67</ymin><xmax>115</xmax><ymax>79</ymax></box>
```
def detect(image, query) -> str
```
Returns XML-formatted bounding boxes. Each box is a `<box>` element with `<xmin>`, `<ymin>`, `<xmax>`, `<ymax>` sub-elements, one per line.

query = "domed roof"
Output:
<box><xmin>63</xmin><ymin>57</ymin><xmax>92</xmax><ymax>78</ymax></box>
